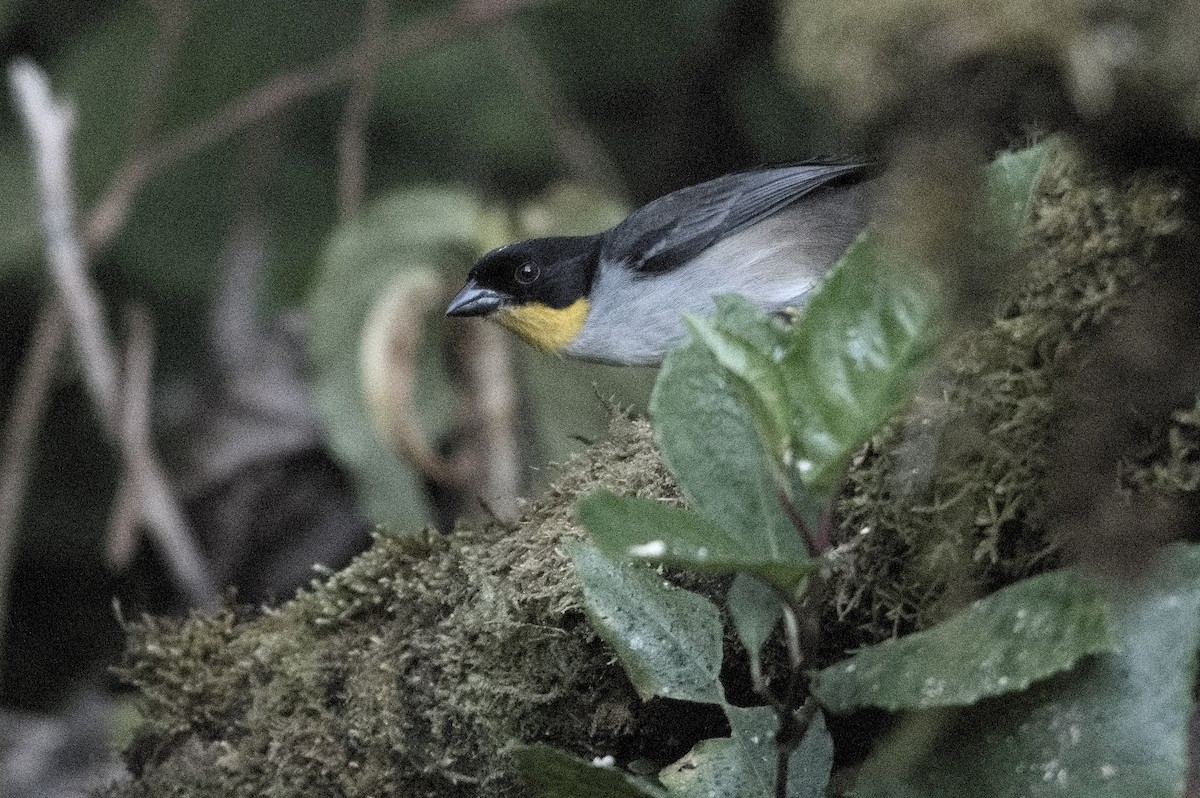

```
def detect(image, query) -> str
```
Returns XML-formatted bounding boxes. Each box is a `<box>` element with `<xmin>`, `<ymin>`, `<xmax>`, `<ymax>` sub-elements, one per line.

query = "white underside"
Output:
<box><xmin>565</xmin><ymin>184</ymin><xmax>868</xmax><ymax>365</ymax></box>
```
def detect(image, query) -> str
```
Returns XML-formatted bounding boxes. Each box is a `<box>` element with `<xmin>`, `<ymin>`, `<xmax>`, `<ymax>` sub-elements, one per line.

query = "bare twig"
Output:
<box><xmin>86</xmin><ymin>0</ymin><xmax>543</xmax><ymax>251</ymax></box>
<box><xmin>778</xmin><ymin>491</ymin><xmax>818</xmax><ymax>557</ymax></box>
<box><xmin>774</xmin><ymin>696</ymin><xmax>818</xmax><ymax>798</ymax></box>
<box><xmin>338</xmin><ymin>0</ymin><xmax>388</xmax><ymax>219</ymax></box>
<box><xmin>11</xmin><ymin>62</ymin><xmax>120</xmax><ymax>422</ymax></box>
<box><xmin>463</xmin><ymin>322</ymin><xmax>520</xmax><ymax>520</ymax></box>
<box><xmin>106</xmin><ymin>305</ymin><xmax>155</xmax><ymax>568</ymax></box>
<box><xmin>0</xmin><ymin>300</ymin><xmax>67</xmax><ymax>681</ymax></box>
<box><xmin>10</xmin><ymin>59</ymin><xmax>217</xmax><ymax>607</ymax></box>
<box><xmin>128</xmin><ymin>0</ymin><xmax>194</xmax><ymax>150</ymax></box>
<box><xmin>360</xmin><ymin>275</ymin><xmax>520</xmax><ymax>521</ymax></box>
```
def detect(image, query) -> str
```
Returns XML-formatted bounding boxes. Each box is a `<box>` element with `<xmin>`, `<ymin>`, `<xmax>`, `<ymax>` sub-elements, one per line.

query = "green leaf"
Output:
<box><xmin>579</xmin><ymin>492</ymin><xmax>814</xmax><ymax>591</ymax></box>
<box><xmin>660</xmin><ymin>706</ymin><xmax>833</xmax><ymax>798</ymax></box>
<box><xmin>781</xmin><ymin>233</ymin><xmax>940</xmax><ymax>493</ymax></box>
<box><xmin>812</xmin><ymin>567</ymin><xmax>1115</xmax><ymax>712</ymax></box>
<box><xmin>985</xmin><ymin>141</ymin><xmax>1052</xmax><ymax>247</ymax></box>
<box><xmin>683</xmin><ymin>314</ymin><xmax>792</xmax><ymax>464</ymax></box>
<box><xmin>309</xmin><ymin>188</ymin><xmax>482</xmax><ymax>529</ymax></box>
<box><xmin>852</xmin><ymin>543</ymin><xmax>1200</xmax><ymax>798</ymax></box>
<box><xmin>651</xmin><ymin>296</ymin><xmax>809</xmax><ymax>567</ymax></box>
<box><xmin>726</xmin><ymin>573</ymin><xmax>784</xmax><ymax>681</ymax></box>
<box><xmin>516</xmin><ymin>744</ymin><xmax>665</xmax><ymax>798</ymax></box>
<box><xmin>566</xmin><ymin>541</ymin><xmax>725</xmax><ymax>704</ymax></box>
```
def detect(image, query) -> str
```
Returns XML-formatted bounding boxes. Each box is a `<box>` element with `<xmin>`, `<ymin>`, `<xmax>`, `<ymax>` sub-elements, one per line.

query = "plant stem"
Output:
<box><xmin>777</xmin><ymin>490</ymin><xmax>818</xmax><ymax>557</ymax></box>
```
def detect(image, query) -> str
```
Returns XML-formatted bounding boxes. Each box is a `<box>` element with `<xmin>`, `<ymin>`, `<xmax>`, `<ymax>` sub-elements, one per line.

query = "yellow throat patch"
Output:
<box><xmin>495</xmin><ymin>298</ymin><xmax>590</xmax><ymax>353</ymax></box>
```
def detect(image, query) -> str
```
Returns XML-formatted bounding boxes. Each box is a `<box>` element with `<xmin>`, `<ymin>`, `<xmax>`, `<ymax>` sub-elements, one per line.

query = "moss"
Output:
<box><xmin>110</xmin><ymin>415</ymin><xmax>704</xmax><ymax>798</ymax></box>
<box><xmin>1127</xmin><ymin>397</ymin><xmax>1200</xmax><ymax>495</ymax></box>
<box><xmin>827</xmin><ymin>147</ymin><xmax>1186</xmax><ymax>640</ymax></box>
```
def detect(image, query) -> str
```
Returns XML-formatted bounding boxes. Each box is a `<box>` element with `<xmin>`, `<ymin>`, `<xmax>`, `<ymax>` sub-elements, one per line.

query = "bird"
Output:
<box><xmin>446</xmin><ymin>162</ymin><xmax>874</xmax><ymax>365</ymax></box>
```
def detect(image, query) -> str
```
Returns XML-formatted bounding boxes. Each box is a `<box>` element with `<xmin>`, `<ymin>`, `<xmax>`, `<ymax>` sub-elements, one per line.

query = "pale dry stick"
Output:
<box><xmin>0</xmin><ymin>4</ymin><xmax>201</xmax><ymax>667</ymax></box>
<box><xmin>106</xmin><ymin>305</ymin><xmax>155</xmax><ymax>569</ymax></box>
<box><xmin>9</xmin><ymin>60</ymin><xmax>218</xmax><ymax>607</ymax></box>
<box><xmin>86</xmin><ymin>0</ymin><xmax>544</xmax><ymax>251</ymax></box>
<box><xmin>337</xmin><ymin>0</ymin><xmax>389</xmax><ymax>219</ymax></box>
<box><xmin>466</xmin><ymin>322</ymin><xmax>521</xmax><ymax>521</ymax></box>
<box><xmin>360</xmin><ymin>280</ymin><xmax>521</xmax><ymax>521</ymax></box>
<box><xmin>12</xmin><ymin>63</ymin><xmax>120</xmax><ymax>423</ymax></box>
<box><xmin>0</xmin><ymin>300</ymin><xmax>67</xmax><ymax>682</ymax></box>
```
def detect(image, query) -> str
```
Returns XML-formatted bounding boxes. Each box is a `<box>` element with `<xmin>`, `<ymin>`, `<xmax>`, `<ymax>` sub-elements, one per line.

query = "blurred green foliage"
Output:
<box><xmin>0</xmin><ymin>0</ymin><xmax>834</xmax><ymax>711</ymax></box>
<box><xmin>309</xmin><ymin>188</ymin><xmax>479</xmax><ymax>529</ymax></box>
<box><xmin>0</xmin><ymin>0</ymin><xmax>830</xmax><ymax>545</ymax></box>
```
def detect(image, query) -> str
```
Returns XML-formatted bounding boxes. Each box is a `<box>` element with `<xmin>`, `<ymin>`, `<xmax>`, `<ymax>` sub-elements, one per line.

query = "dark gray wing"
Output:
<box><xmin>602</xmin><ymin>161</ymin><xmax>872</xmax><ymax>274</ymax></box>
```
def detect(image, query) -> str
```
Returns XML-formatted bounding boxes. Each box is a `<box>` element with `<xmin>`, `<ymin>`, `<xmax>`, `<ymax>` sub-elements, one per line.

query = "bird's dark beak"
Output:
<box><xmin>446</xmin><ymin>280</ymin><xmax>505</xmax><ymax>317</ymax></box>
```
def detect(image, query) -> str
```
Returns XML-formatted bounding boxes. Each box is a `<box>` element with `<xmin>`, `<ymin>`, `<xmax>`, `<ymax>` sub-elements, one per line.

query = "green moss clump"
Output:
<box><xmin>110</xmin><ymin>415</ymin><xmax>691</xmax><ymax>798</ymax></box>
<box><xmin>1125</xmin><ymin>396</ymin><xmax>1200</xmax><ymax>495</ymax></box>
<box><xmin>828</xmin><ymin>148</ymin><xmax>1186</xmax><ymax>640</ymax></box>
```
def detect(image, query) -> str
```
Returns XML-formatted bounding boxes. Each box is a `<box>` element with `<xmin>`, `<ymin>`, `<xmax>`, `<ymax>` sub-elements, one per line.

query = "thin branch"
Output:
<box><xmin>11</xmin><ymin>62</ymin><xmax>120</xmax><ymax>423</ymax></box>
<box><xmin>107</xmin><ymin>305</ymin><xmax>155</xmax><ymax>569</ymax></box>
<box><xmin>778</xmin><ymin>490</ymin><xmax>818</xmax><ymax>557</ymax></box>
<box><xmin>0</xmin><ymin>299</ymin><xmax>67</xmax><ymax>684</ymax></box>
<box><xmin>338</xmin><ymin>0</ymin><xmax>388</xmax><ymax>219</ymax></box>
<box><xmin>465</xmin><ymin>323</ymin><xmax>521</xmax><ymax>521</ymax></box>
<box><xmin>85</xmin><ymin>0</ymin><xmax>543</xmax><ymax>251</ymax></box>
<box><xmin>10</xmin><ymin>59</ymin><xmax>218</xmax><ymax>607</ymax></box>
<box><xmin>774</xmin><ymin>696</ymin><xmax>818</xmax><ymax>798</ymax></box>
<box><xmin>128</xmin><ymin>0</ymin><xmax>194</xmax><ymax>151</ymax></box>
<box><xmin>0</xmin><ymin>5</ymin><xmax>203</xmax><ymax>666</ymax></box>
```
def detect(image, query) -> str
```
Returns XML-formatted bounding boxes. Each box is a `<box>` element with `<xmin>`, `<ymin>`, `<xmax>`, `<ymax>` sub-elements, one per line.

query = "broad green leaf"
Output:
<box><xmin>781</xmin><ymin>233</ymin><xmax>940</xmax><ymax>493</ymax></box>
<box><xmin>812</xmin><ymin>567</ymin><xmax>1114</xmax><ymax>712</ymax></box>
<box><xmin>683</xmin><ymin>314</ymin><xmax>792</xmax><ymax>464</ymax></box>
<box><xmin>726</xmin><ymin>574</ymin><xmax>784</xmax><ymax>681</ymax></box>
<box><xmin>579</xmin><ymin>492</ymin><xmax>814</xmax><ymax>591</ymax></box>
<box><xmin>985</xmin><ymin>141</ymin><xmax>1052</xmax><ymax>246</ymax></box>
<box><xmin>566</xmin><ymin>541</ymin><xmax>725</xmax><ymax>704</ymax></box>
<box><xmin>660</xmin><ymin>706</ymin><xmax>832</xmax><ymax>798</ymax></box>
<box><xmin>516</xmin><ymin>744</ymin><xmax>665</xmax><ymax>798</ymax></box>
<box><xmin>309</xmin><ymin>188</ymin><xmax>481</xmax><ymax>529</ymax></box>
<box><xmin>853</xmin><ymin>543</ymin><xmax>1200</xmax><ymax>798</ymax></box>
<box><xmin>651</xmin><ymin>296</ymin><xmax>808</xmax><ymax>566</ymax></box>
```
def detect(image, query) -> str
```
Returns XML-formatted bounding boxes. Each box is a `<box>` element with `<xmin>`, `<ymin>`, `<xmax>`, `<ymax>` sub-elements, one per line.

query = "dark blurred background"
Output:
<box><xmin>0</xmin><ymin>0</ymin><xmax>844</xmax><ymax>793</ymax></box>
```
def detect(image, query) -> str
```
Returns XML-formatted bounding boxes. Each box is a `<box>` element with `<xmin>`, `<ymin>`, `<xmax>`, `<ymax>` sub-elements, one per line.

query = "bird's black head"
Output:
<box><xmin>446</xmin><ymin>236</ymin><xmax>599</xmax><ymax>316</ymax></box>
<box><xmin>445</xmin><ymin>235</ymin><xmax>601</xmax><ymax>353</ymax></box>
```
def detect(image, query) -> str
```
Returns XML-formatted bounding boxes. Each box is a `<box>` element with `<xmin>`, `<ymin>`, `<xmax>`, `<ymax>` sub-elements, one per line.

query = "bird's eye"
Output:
<box><xmin>515</xmin><ymin>262</ymin><xmax>540</xmax><ymax>285</ymax></box>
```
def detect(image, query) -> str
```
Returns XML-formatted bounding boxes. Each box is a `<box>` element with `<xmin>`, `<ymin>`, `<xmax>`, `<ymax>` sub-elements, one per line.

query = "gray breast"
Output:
<box><xmin>565</xmin><ymin>183</ymin><xmax>870</xmax><ymax>365</ymax></box>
